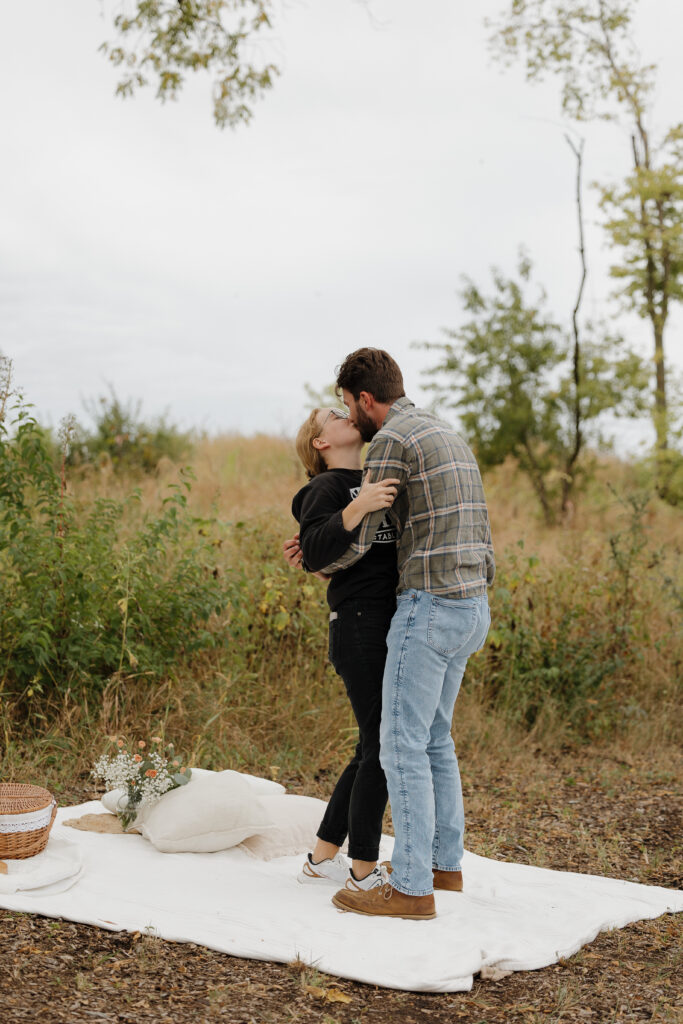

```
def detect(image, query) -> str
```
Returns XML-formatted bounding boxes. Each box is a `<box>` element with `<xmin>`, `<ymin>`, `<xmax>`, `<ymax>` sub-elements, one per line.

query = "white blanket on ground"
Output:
<box><xmin>1</xmin><ymin>802</ymin><xmax>681</xmax><ymax>993</ymax></box>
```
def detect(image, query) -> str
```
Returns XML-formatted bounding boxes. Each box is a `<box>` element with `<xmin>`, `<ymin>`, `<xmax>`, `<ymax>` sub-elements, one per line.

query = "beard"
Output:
<box><xmin>355</xmin><ymin>405</ymin><xmax>378</xmax><ymax>443</ymax></box>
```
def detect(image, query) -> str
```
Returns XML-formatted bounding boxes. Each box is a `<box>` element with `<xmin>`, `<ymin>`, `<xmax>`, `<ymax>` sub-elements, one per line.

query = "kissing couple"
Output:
<box><xmin>284</xmin><ymin>347</ymin><xmax>494</xmax><ymax>920</ymax></box>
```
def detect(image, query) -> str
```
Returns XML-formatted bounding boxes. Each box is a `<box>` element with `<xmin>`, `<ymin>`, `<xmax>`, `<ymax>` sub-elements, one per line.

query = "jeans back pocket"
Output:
<box><xmin>426</xmin><ymin>597</ymin><xmax>480</xmax><ymax>656</ymax></box>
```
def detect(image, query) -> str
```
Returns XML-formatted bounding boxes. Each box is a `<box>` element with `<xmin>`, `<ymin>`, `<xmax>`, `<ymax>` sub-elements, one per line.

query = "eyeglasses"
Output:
<box><xmin>319</xmin><ymin>408</ymin><xmax>349</xmax><ymax>431</ymax></box>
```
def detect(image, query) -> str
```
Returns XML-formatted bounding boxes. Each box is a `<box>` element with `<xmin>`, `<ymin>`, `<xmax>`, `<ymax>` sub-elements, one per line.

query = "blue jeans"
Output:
<box><xmin>379</xmin><ymin>590</ymin><xmax>491</xmax><ymax>896</ymax></box>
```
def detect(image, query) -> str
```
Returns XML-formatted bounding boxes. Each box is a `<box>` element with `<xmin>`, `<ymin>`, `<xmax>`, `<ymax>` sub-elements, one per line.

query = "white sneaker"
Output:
<box><xmin>297</xmin><ymin>852</ymin><xmax>349</xmax><ymax>885</ymax></box>
<box><xmin>343</xmin><ymin>865</ymin><xmax>387</xmax><ymax>892</ymax></box>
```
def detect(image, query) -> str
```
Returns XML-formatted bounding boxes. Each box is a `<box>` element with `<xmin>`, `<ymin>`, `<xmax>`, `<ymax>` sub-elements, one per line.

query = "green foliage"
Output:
<box><xmin>488</xmin><ymin>1</ymin><xmax>653</xmax><ymax>124</ymax></box>
<box><xmin>219</xmin><ymin>516</ymin><xmax>331</xmax><ymax>658</ymax></box>
<box><xmin>599</xmin><ymin>128</ymin><xmax>683</xmax><ymax>318</ymax></box>
<box><xmin>469</xmin><ymin>491</ymin><xmax>673</xmax><ymax>738</ymax></box>
<box><xmin>481</xmin><ymin>546</ymin><xmax>624</xmax><ymax>735</ymax></box>
<box><xmin>637</xmin><ymin>386</ymin><xmax>683</xmax><ymax>507</ymax></box>
<box><xmin>598</xmin><ymin>125</ymin><xmax>683</xmax><ymax>474</ymax></box>
<box><xmin>101</xmin><ymin>0</ymin><xmax>278</xmax><ymax>128</ymax></box>
<box><xmin>68</xmin><ymin>387</ymin><xmax>192</xmax><ymax>474</ymax></box>
<box><xmin>419</xmin><ymin>254</ymin><xmax>648</xmax><ymax>521</ymax></box>
<box><xmin>0</xmin><ymin>371</ymin><xmax>232</xmax><ymax>711</ymax></box>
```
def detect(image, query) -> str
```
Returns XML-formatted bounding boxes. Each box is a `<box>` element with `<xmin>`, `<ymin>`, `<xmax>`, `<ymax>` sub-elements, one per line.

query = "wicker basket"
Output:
<box><xmin>0</xmin><ymin>784</ymin><xmax>58</xmax><ymax>859</ymax></box>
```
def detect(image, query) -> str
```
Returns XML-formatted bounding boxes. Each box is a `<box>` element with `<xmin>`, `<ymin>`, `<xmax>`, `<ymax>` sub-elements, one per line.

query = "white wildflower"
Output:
<box><xmin>91</xmin><ymin>739</ymin><xmax>191</xmax><ymax>830</ymax></box>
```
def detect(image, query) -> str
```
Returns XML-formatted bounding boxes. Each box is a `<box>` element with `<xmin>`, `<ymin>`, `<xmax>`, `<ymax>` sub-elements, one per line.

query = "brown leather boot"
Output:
<box><xmin>381</xmin><ymin>861</ymin><xmax>463</xmax><ymax>892</ymax></box>
<box><xmin>332</xmin><ymin>882</ymin><xmax>436</xmax><ymax>920</ymax></box>
<box><xmin>432</xmin><ymin>869</ymin><xmax>463</xmax><ymax>891</ymax></box>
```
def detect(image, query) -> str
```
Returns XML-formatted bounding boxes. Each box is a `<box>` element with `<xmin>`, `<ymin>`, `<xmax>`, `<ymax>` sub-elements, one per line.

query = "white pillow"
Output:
<box><xmin>190</xmin><ymin>768</ymin><xmax>285</xmax><ymax>796</ymax></box>
<box><xmin>238</xmin><ymin>795</ymin><xmax>327</xmax><ymax>860</ymax></box>
<box><xmin>139</xmin><ymin>772</ymin><xmax>274</xmax><ymax>854</ymax></box>
<box><xmin>100</xmin><ymin>788</ymin><xmax>128</xmax><ymax>815</ymax></box>
<box><xmin>100</xmin><ymin>769</ymin><xmax>284</xmax><ymax>817</ymax></box>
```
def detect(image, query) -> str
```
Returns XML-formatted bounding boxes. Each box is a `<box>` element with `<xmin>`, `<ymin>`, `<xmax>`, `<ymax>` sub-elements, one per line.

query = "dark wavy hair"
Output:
<box><xmin>335</xmin><ymin>348</ymin><xmax>405</xmax><ymax>403</ymax></box>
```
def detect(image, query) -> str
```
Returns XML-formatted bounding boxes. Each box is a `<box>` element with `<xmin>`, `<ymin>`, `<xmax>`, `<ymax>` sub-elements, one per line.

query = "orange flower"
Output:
<box><xmin>133</xmin><ymin>754</ymin><xmax>142</xmax><ymax>763</ymax></box>
<box><xmin>138</xmin><ymin>741</ymin><xmax>146</xmax><ymax>749</ymax></box>
<box><xmin>117</xmin><ymin>739</ymin><xmax>124</xmax><ymax>747</ymax></box>
<box><xmin>151</xmin><ymin>736</ymin><xmax>162</xmax><ymax>743</ymax></box>
<box><xmin>145</xmin><ymin>769</ymin><xmax>158</xmax><ymax>778</ymax></box>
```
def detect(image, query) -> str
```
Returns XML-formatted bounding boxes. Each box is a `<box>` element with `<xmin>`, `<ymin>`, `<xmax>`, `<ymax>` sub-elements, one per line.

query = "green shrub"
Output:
<box><xmin>479</xmin><ymin>548</ymin><xmax>625</xmax><ymax>735</ymax></box>
<box><xmin>67</xmin><ymin>387</ymin><xmax>192</xmax><ymax>473</ymax></box>
<box><xmin>0</xmin><ymin>387</ymin><xmax>230</xmax><ymax>712</ymax></box>
<box><xmin>468</xmin><ymin>490</ymin><xmax>679</xmax><ymax>740</ymax></box>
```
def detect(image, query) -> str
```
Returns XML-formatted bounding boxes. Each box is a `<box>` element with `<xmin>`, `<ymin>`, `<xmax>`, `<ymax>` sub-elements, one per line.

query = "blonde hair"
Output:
<box><xmin>296</xmin><ymin>409</ymin><xmax>327</xmax><ymax>480</ymax></box>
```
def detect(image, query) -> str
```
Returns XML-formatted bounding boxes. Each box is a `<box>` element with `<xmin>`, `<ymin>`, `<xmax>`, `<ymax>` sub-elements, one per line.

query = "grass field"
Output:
<box><xmin>5</xmin><ymin>435</ymin><xmax>681</xmax><ymax>784</ymax></box>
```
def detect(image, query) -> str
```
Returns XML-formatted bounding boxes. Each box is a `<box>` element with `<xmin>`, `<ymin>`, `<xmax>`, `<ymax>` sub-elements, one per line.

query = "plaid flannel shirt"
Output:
<box><xmin>322</xmin><ymin>397</ymin><xmax>495</xmax><ymax>598</ymax></box>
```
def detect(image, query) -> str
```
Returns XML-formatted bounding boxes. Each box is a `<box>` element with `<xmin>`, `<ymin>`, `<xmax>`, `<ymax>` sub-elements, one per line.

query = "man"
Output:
<box><xmin>288</xmin><ymin>348</ymin><xmax>494</xmax><ymax>920</ymax></box>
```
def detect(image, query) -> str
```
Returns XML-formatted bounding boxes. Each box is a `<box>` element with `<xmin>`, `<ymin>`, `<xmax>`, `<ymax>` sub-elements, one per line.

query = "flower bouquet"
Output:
<box><xmin>92</xmin><ymin>737</ymin><xmax>192</xmax><ymax>830</ymax></box>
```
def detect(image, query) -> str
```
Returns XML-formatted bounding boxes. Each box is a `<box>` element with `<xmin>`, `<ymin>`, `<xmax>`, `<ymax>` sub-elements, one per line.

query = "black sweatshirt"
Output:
<box><xmin>291</xmin><ymin>468</ymin><xmax>398</xmax><ymax>611</ymax></box>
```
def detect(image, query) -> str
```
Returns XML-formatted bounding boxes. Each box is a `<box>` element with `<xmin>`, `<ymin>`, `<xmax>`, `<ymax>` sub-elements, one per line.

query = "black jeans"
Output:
<box><xmin>316</xmin><ymin>597</ymin><xmax>395</xmax><ymax>861</ymax></box>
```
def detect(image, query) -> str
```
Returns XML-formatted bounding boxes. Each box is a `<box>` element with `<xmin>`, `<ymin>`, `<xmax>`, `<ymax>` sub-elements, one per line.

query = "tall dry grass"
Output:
<box><xmin>2</xmin><ymin>437</ymin><xmax>681</xmax><ymax>799</ymax></box>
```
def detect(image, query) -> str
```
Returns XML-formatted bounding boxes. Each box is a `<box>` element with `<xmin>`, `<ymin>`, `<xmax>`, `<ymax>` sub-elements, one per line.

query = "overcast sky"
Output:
<box><xmin>1</xmin><ymin>0</ymin><xmax>681</xmax><ymax>449</ymax></box>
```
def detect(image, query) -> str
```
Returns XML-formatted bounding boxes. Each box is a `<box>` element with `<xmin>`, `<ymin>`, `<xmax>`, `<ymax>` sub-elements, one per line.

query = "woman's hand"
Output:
<box><xmin>283</xmin><ymin>533</ymin><xmax>303</xmax><ymax>569</ymax></box>
<box><xmin>342</xmin><ymin>472</ymin><xmax>400</xmax><ymax>531</ymax></box>
<box><xmin>357</xmin><ymin>472</ymin><xmax>400</xmax><ymax>513</ymax></box>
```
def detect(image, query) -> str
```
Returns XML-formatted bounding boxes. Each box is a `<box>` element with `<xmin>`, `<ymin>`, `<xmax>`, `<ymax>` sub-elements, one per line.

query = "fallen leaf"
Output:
<box><xmin>303</xmin><ymin>985</ymin><xmax>327</xmax><ymax>999</ymax></box>
<box><xmin>326</xmin><ymin>989</ymin><xmax>352</xmax><ymax>1003</ymax></box>
<box><xmin>303</xmin><ymin>985</ymin><xmax>352</xmax><ymax>1003</ymax></box>
<box><xmin>0</xmin><ymin>861</ymin><xmax>7</xmax><ymax>875</ymax></box>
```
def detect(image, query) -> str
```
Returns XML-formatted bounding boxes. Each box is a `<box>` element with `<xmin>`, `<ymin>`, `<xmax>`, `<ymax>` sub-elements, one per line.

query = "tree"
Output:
<box><xmin>67</xmin><ymin>386</ymin><xmax>192</xmax><ymax>473</ymax></box>
<box><xmin>489</xmin><ymin>0</ymin><xmax>683</xmax><ymax>494</ymax></box>
<box><xmin>101</xmin><ymin>0</ymin><xmax>278</xmax><ymax>129</ymax></box>
<box><xmin>419</xmin><ymin>254</ymin><xmax>648</xmax><ymax>524</ymax></box>
<box><xmin>598</xmin><ymin>127</ymin><xmax>683</xmax><ymax>484</ymax></box>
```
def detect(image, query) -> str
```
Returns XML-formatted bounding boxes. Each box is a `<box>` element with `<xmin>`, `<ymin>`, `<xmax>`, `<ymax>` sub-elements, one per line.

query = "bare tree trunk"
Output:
<box><xmin>520</xmin><ymin>435</ymin><xmax>554</xmax><ymax>525</ymax></box>
<box><xmin>562</xmin><ymin>134</ymin><xmax>587</xmax><ymax>516</ymax></box>
<box><xmin>653</xmin><ymin>320</ymin><xmax>668</xmax><ymax>446</ymax></box>
<box><xmin>653</xmin><ymin>194</ymin><xmax>671</xmax><ymax>498</ymax></box>
<box><xmin>630</xmin><ymin>136</ymin><xmax>669</xmax><ymax>482</ymax></box>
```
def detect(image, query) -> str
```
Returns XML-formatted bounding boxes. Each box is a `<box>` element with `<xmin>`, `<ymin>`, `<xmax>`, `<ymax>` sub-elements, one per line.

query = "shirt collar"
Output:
<box><xmin>383</xmin><ymin>396</ymin><xmax>414</xmax><ymax>426</ymax></box>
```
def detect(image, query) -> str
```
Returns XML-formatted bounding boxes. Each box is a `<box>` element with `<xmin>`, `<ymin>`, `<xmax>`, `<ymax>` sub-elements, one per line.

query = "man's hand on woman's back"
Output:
<box><xmin>283</xmin><ymin>534</ymin><xmax>330</xmax><ymax>580</ymax></box>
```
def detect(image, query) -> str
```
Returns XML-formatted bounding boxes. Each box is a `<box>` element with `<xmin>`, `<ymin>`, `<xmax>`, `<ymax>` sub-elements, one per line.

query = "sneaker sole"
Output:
<box><xmin>331</xmin><ymin>894</ymin><xmax>436</xmax><ymax>920</ymax></box>
<box><xmin>297</xmin><ymin>871</ymin><xmax>347</xmax><ymax>886</ymax></box>
<box><xmin>344</xmin><ymin>883</ymin><xmax>384</xmax><ymax>893</ymax></box>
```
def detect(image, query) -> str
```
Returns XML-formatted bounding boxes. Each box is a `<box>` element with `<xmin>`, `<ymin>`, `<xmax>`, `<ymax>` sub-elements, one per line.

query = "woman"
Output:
<box><xmin>288</xmin><ymin>407</ymin><xmax>399</xmax><ymax>891</ymax></box>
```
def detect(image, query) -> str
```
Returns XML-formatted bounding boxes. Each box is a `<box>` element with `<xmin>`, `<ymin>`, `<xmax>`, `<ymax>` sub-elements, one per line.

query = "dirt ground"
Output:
<box><xmin>1</xmin><ymin>749</ymin><xmax>681</xmax><ymax>1024</ymax></box>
